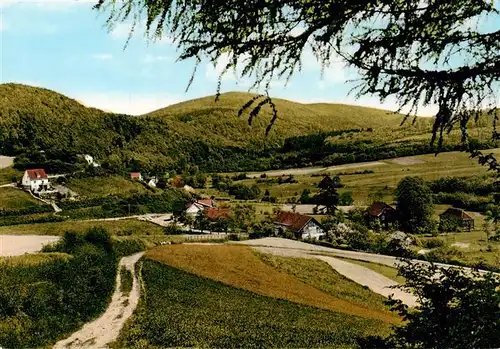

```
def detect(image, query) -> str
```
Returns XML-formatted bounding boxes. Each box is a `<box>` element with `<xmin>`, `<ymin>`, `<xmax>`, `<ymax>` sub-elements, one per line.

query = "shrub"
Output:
<box><xmin>422</xmin><ymin>238</ymin><xmax>445</xmax><ymax>249</ymax></box>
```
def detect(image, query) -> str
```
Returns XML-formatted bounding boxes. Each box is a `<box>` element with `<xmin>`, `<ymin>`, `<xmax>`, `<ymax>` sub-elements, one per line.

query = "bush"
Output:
<box><xmin>228</xmin><ymin>183</ymin><xmax>261</xmax><ymax>200</ymax></box>
<box><xmin>422</xmin><ymin>238</ymin><xmax>445</xmax><ymax>249</ymax></box>
<box><xmin>0</xmin><ymin>227</ymin><xmax>123</xmax><ymax>348</ymax></box>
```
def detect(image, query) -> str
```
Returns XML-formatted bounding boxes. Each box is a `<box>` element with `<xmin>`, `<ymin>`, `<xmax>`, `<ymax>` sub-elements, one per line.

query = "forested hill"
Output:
<box><xmin>1</xmin><ymin>83</ymin><xmax>495</xmax><ymax>173</ymax></box>
<box><xmin>145</xmin><ymin>91</ymin><xmax>430</xmax><ymax>148</ymax></box>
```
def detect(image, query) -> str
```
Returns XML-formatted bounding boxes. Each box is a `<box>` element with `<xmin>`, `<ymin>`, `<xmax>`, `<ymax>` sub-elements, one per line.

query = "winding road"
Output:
<box><xmin>53</xmin><ymin>252</ymin><xmax>144</xmax><ymax>349</ymax></box>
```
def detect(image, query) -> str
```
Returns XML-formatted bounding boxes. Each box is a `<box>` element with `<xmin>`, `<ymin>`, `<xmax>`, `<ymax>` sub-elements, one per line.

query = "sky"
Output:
<box><xmin>0</xmin><ymin>0</ymin><xmax>488</xmax><ymax>116</ymax></box>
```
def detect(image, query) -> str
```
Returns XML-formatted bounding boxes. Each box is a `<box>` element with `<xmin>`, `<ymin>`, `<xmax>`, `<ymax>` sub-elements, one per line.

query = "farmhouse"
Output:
<box><xmin>186</xmin><ymin>199</ymin><xmax>216</xmax><ymax>216</ymax></box>
<box><xmin>83</xmin><ymin>154</ymin><xmax>100</xmax><ymax>167</ymax></box>
<box><xmin>130</xmin><ymin>172</ymin><xmax>143</xmax><ymax>181</ymax></box>
<box><xmin>439</xmin><ymin>207</ymin><xmax>475</xmax><ymax>231</ymax></box>
<box><xmin>273</xmin><ymin>211</ymin><xmax>325</xmax><ymax>240</ymax></box>
<box><xmin>367</xmin><ymin>201</ymin><xmax>397</xmax><ymax>228</ymax></box>
<box><xmin>22</xmin><ymin>169</ymin><xmax>50</xmax><ymax>192</ymax></box>
<box><xmin>205</xmin><ymin>207</ymin><xmax>231</xmax><ymax>221</ymax></box>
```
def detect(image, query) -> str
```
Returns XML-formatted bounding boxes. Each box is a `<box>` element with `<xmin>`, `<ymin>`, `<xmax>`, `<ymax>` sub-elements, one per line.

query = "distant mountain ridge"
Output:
<box><xmin>1</xmin><ymin>83</ymin><xmax>495</xmax><ymax>173</ymax></box>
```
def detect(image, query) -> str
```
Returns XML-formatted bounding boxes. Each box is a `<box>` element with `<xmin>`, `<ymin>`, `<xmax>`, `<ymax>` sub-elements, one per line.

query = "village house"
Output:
<box><xmin>367</xmin><ymin>201</ymin><xmax>397</xmax><ymax>228</ymax></box>
<box><xmin>130</xmin><ymin>172</ymin><xmax>143</xmax><ymax>181</ymax></box>
<box><xmin>273</xmin><ymin>211</ymin><xmax>325</xmax><ymax>240</ymax></box>
<box><xmin>185</xmin><ymin>199</ymin><xmax>216</xmax><ymax>216</ymax></box>
<box><xmin>22</xmin><ymin>169</ymin><xmax>50</xmax><ymax>192</ymax></box>
<box><xmin>147</xmin><ymin>176</ymin><xmax>159</xmax><ymax>188</ymax></box>
<box><xmin>439</xmin><ymin>207</ymin><xmax>475</xmax><ymax>231</ymax></box>
<box><xmin>83</xmin><ymin>154</ymin><xmax>100</xmax><ymax>167</ymax></box>
<box><xmin>205</xmin><ymin>207</ymin><xmax>231</xmax><ymax>221</ymax></box>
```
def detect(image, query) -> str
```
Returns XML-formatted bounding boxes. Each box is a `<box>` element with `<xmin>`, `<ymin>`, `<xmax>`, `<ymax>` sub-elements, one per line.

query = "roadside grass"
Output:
<box><xmin>0</xmin><ymin>252</ymin><xmax>71</xmax><ymax>266</ymax></box>
<box><xmin>0</xmin><ymin>219</ymin><xmax>165</xmax><ymax>236</ymax></box>
<box><xmin>0</xmin><ymin>187</ymin><xmax>46</xmax><ymax>210</ymax></box>
<box><xmin>257</xmin><ymin>253</ymin><xmax>392</xmax><ymax>312</ymax></box>
<box><xmin>146</xmin><ymin>244</ymin><xmax>399</xmax><ymax>324</ymax></box>
<box><xmin>66</xmin><ymin>175</ymin><xmax>148</xmax><ymax>198</ymax></box>
<box><xmin>334</xmin><ymin>258</ymin><xmax>406</xmax><ymax>284</ymax></box>
<box><xmin>114</xmin><ymin>259</ymin><xmax>393</xmax><ymax>349</ymax></box>
<box><xmin>119</xmin><ymin>267</ymin><xmax>133</xmax><ymax>296</ymax></box>
<box><xmin>0</xmin><ymin>166</ymin><xmax>22</xmax><ymax>185</ymax></box>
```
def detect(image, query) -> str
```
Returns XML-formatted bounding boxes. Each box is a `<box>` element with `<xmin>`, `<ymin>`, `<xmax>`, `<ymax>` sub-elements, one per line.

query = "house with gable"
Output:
<box><xmin>22</xmin><ymin>169</ymin><xmax>50</xmax><ymax>192</ymax></box>
<box><xmin>130</xmin><ymin>172</ymin><xmax>143</xmax><ymax>181</ymax></box>
<box><xmin>273</xmin><ymin>211</ymin><xmax>325</xmax><ymax>240</ymax></box>
<box><xmin>367</xmin><ymin>201</ymin><xmax>397</xmax><ymax>228</ymax></box>
<box><xmin>185</xmin><ymin>199</ymin><xmax>216</xmax><ymax>217</ymax></box>
<box><xmin>439</xmin><ymin>207</ymin><xmax>475</xmax><ymax>231</ymax></box>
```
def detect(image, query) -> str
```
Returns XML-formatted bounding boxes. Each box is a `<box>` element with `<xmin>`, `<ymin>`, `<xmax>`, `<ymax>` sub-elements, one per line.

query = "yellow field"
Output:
<box><xmin>146</xmin><ymin>244</ymin><xmax>400</xmax><ymax>324</ymax></box>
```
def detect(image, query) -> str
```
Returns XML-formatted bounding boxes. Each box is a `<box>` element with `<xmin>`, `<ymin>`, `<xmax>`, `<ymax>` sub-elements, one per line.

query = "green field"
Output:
<box><xmin>0</xmin><ymin>187</ymin><xmax>47</xmax><ymax>210</ymax></box>
<box><xmin>67</xmin><ymin>175</ymin><xmax>148</xmax><ymax>198</ymax></box>
<box><xmin>0</xmin><ymin>167</ymin><xmax>22</xmax><ymax>185</ymax></box>
<box><xmin>231</xmin><ymin>150</ymin><xmax>500</xmax><ymax>205</ymax></box>
<box><xmin>114</xmin><ymin>259</ymin><xmax>394</xmax><ymax>348</ymax></box>
<box><xmin>0</xmin><ymin>218</ymin><xmax>165</xmax><ymax>236</ymax></box>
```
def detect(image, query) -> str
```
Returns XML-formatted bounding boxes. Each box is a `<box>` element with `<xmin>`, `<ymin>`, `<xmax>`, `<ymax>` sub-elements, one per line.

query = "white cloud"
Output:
<box><xmin>110</xmin><ymin>21</ymin><xmax>174</xmax><ymax>44</ymax></box>
<box><xmin>92</xmin><ymin>53</ymin><xmax>113</xmax><ymax>60</ymax></box>
<box><xmin>72</xmin><ymin>92</ymin><xmax>183</xmax><ymax>115</ymax></box>
<box><xmin>143</xmin><ymin>54</ymin><xmax>171</xmax><ymax>64</ymax></box>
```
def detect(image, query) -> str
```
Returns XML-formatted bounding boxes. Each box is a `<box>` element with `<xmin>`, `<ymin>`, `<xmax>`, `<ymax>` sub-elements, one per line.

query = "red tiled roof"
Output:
<box><xmin>130</xmin><ymin>172</ymin><xmax>141</xmax><ymax>178</ymax></box>
<box><xmin>367</xmin><ymin>202</ymin><xmax>396</xmax><ymax>217</ymax></box>
<box><xmin>26</xmin><ymin>169</ymin><xmax>48</xmax><ymax>180</ymax></box>
<box><xmin>205</xmin><ymin>208</ymin><xmax>231</xmax><ymax>221</ymax></box>
<box><xmin>440</xmin><ymin>207</ymin><xmax>474</xmax><ymax>220</ymax></box>
<box><xmin>274</xmin><ymin>211</ymin><xmax>312</xmax><ymax>232</ymax></box>
<box><xmin>197</xmin><ymin>199</ymin><xmax>216</xmax><ymax>208</ymax></box>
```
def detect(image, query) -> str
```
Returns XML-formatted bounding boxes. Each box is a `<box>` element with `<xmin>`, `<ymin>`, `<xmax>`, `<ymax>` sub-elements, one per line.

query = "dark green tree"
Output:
<box><xmin>395</xmin><ymin>177</ymin><xmax>434</xmax><ymax>233</ymax></box>
<box><xmin>361</xmin><ymin>260</ymin><xmax>500</xmax><ymax>348</ymax></box>
<box><xmin>316</xmin><ymin>175</ymin><xmax>341</xmax><ymax>213</ymax></box>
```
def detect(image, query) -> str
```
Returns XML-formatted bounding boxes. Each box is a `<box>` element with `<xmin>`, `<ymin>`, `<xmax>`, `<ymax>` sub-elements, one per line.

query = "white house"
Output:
<box><xmin>273</xmin><ymin>211</ymin><xmax>325</xmax><ymax>240</ymax></box>
<box><xmin>185</xmin><ymin>199</ymin><xmax>216</xmax><ymax>216</ymax></box>
<box><xmin>83</xmin><ymin>154</ymin><xmax>100</xmax><ymax>167</ymax></box>
<box><xmin>22</xmin><ymin>169</ymin><xmax>50</xmax><ymax>192</ymax></box>
<box><xmin>148</xmin><ymin>177</ymin><xmax>159</xmax><ymax>188</ymax></box>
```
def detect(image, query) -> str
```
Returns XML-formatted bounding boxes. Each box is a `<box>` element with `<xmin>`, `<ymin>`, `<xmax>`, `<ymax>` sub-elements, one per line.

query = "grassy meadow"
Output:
<box><xmin>0</xmin><ymin>218</ymin><xmax>165</xmax><ymax>236</ymax></box>
<box><xmin>226</xmin><ymin>149</ymin><xmax>500</xmax><ymax>205</ymax></box>
<box><xmin>0</xmin><ymin>167</ymin><xmax>22</xmax><ymax>185</ymax></box>
<box><xmin>66</xmin><ymin>175</ymin><xmax>149</xmax><ymax>198</ymax></box>
<box><xmin>0</xmin><ymin>187</ymin><xmax>47</xmax><ymax>210</ymax></box>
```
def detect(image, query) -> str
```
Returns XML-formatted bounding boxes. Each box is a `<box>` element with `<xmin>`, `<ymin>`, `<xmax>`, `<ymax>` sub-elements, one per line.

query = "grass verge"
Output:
<box><xmin>114</xmin><ymin>259</ymin><xmax>393</xmax><ymax>348</ymax></box>
<box><xmin>335</xmin><ymin>257</ymin><xmax>406</xmax><ymax>284</ymax></box>
<box><xmin>257</xmin><ymin>253</ymin><xmax>393</xmax><ymax>312</ymax></box>
<box><xmin>119</xmin><ymin>267</ymin><xmax>133</xmax><ymax>296</ymax></box>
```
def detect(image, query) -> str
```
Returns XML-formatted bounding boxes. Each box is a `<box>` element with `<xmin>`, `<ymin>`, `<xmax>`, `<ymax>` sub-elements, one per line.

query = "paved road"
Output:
<box><xmin>54</xmin><ymin>252</ymin><xmax>145</xmax><ymax>349</ymax></box>
<box><xmin>0</xmin><ymin>235</ymin><xmax>60</xmax><ymax>257</ymax></box>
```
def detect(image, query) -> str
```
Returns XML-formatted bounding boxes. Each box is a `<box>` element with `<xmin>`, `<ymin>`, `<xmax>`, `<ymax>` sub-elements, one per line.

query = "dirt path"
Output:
<box><xmin>252</xmin><ymin>245</ymin><xmax>417</xmax><ymax>307</ymax></box>
<box><xmin>315</xmin><ymin>256</ymin><xmax>418</xmax><ymax>307</ymax></box>
<box><xmin>246</xmin><ymin>161</ymin><xmax>386</xmax><ymax>178</ymax></box>
<box><xmin>53</xmin><ymin>252</ymin><xmax>144</xmax><ymax>349</ymax></box>
<box><xmin>0</xmin><ymin>235</ymin><xmax>60</xmax><ymax>257</ymax></box>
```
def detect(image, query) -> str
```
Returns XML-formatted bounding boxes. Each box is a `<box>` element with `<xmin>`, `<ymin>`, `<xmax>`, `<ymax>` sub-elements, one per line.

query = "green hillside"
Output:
<box><xmin>147</xmin><ymin>91</ymin><xmax>431</xmax><ymax>147</ymax></box>
<box><xmin>1</xmin><ymin>83</ymin><xmax>497</xmax><ymax>173</ymax></box>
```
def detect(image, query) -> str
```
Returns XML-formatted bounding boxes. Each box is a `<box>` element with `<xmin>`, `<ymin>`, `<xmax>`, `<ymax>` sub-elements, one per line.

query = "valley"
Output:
<box><xmin>1</xmin><ymin>85</ymin><xmax>499</xmax><ymax>348</ymax></box>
